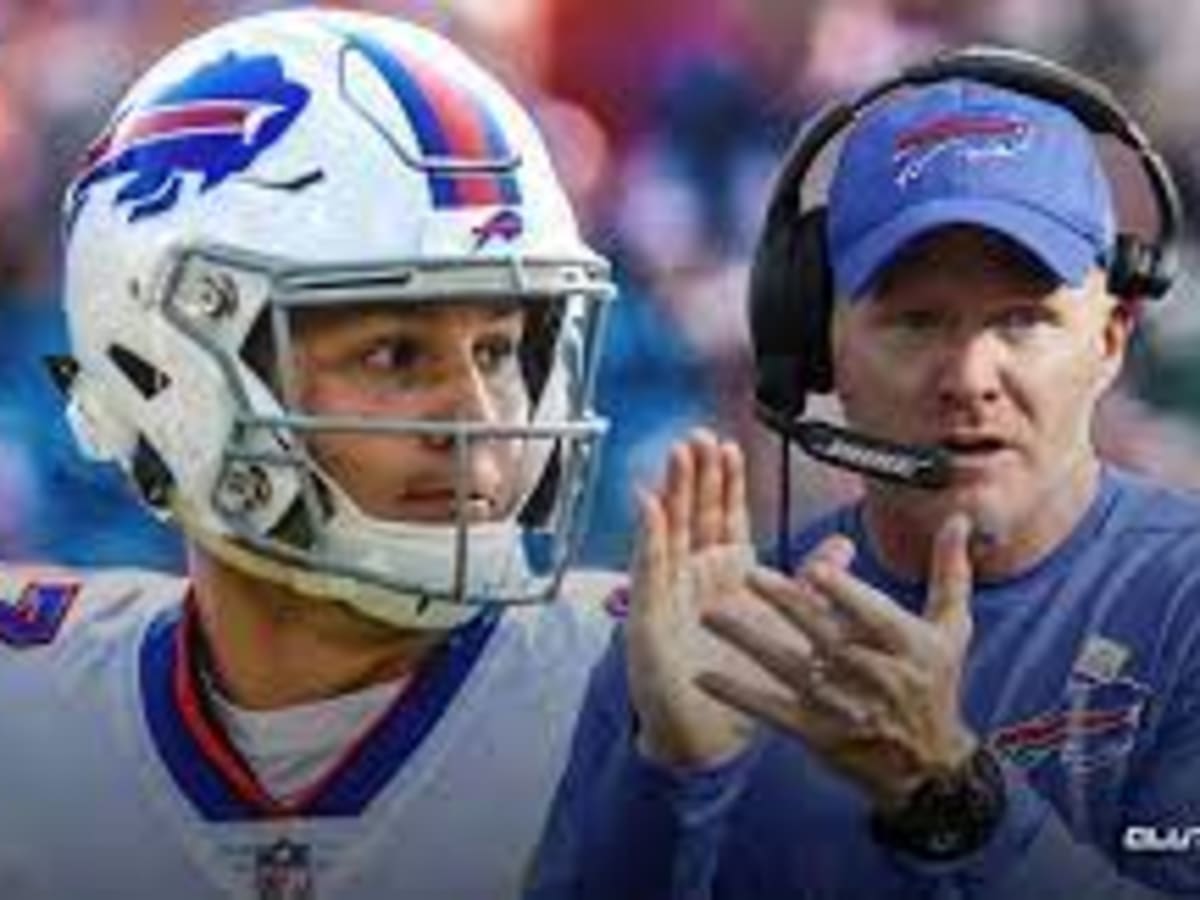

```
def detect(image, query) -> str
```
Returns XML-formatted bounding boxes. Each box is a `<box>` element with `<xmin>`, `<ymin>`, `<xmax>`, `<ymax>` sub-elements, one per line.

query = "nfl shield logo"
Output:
<box><xmin>254</xmin><ymin>839</ymin><xmax>315</xmax><ymax>900</ymax></box>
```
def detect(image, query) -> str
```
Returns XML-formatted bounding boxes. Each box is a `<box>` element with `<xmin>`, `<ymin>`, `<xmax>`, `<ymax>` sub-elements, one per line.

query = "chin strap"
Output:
<box><xmin>174</xmin><ymin>500</ymin><xmax>479</xmax><ymax>632</ymax></box>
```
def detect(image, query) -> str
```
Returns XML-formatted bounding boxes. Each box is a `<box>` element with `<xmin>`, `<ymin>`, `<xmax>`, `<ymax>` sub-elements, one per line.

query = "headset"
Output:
<box><xmin>749</xmin><ymin>44</ymin><xmax>1182</xmax><ymax>435</ymax></box>
<box><xmin>745</xmin><ymin>45</ymin><xmax>1184</xmax><ymax>563</ymax></box>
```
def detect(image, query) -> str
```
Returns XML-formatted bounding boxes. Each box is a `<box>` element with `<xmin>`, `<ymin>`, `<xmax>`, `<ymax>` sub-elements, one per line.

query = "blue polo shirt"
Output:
<box><xmin>529</xmin><ymin>466</ymin><xmax>1200</xmax><ymax>899</ymax></box>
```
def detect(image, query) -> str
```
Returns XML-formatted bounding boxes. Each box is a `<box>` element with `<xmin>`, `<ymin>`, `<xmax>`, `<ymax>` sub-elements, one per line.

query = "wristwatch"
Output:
<box><xmin>869</xmin><ymin>744</ymin><xmax>1008</xmax><ymax>861</ymax></box>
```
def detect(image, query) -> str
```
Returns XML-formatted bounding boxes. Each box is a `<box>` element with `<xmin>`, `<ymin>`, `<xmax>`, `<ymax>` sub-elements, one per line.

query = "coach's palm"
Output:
<box><xmin>627</xmin><ymin>431</ymin><xmax>765</xmax><ymax>768</ymax></box>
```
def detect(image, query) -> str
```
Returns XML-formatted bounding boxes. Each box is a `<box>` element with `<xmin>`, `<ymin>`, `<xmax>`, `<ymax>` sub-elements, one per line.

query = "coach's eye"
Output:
<box><xmin>892</xmin><ymin>309</ymin><xmax>942</xmax><ymax>332</ymax></box>
<box><xmin>994</xmin><ymin>306</ymin><xmax>1053</xmax><ymax>337</ymax></box>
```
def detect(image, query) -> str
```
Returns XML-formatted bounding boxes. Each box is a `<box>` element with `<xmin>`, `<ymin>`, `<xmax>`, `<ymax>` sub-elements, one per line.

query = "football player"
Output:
<box><xmin>0</xmin><ymin>9</ymin><xmax>617</xmax><ymax>899</ymax></box>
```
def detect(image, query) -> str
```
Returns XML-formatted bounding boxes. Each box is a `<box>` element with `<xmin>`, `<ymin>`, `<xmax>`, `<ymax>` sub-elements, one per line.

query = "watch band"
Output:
<box><xmin>869</xmin><ymin>743</ymin><xmax>1008</xmax><ymax>861</ymax></box>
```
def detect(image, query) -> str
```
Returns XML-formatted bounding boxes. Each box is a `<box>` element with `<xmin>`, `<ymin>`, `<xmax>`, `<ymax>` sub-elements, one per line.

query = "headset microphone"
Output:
<box><xmin>749</xmin><ymin>45</ymin><xmax>1182</xmax><ymax>567</ymax></box>
<box><xmin>757</xmin><ymin>409</ymin><xmax>952</xmax><ymax>489</ymax></box>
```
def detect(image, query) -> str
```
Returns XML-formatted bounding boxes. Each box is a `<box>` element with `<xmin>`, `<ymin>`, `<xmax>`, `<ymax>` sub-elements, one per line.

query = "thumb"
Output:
<box><xmin>923</xmin><ymin>513</ymin><xmax>973</xmax><ymax>641</ymax></box>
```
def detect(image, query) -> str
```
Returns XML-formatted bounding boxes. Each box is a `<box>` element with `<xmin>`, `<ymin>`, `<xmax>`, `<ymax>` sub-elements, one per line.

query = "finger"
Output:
<box><xmin>833</xmin><ymin>643</ymin><xmax>908</xmax><ymax>708</ymax></box>
<box><xmin>746</xmin><ymin>565</ymin><xmax>845</xmax><ymax>655</ymax></box>
<box><xmin>806</xmin><ymin>562</ymin><xmax>915</xmax><ymax>654</ymax></box>
<box><xmin>801</xmin><ymin>666</ymin><xmax>879</xmax><ymax>729</ymax></box>
<box><xmin>692</xmin><ymin>429</ymin><xmax>724</xmax><ymax>549</ymax></box>
<box><xmin>701</xmin><ymin>606</ymin><xmax>817</xmax><ymax>697</ymax></box>
<box><xmin>631</xmin><ymin>486</ymin><xmax>670</xmax><ymax>620</ymax></box>
<box><xmin>698</xmin><ymin>633</ymin><xmax>878</xmax><ymax>733</ymax></box>
<box><xmin>706</xmin><ymin>589</ymin><xmax>885</xmax><ymax>729</ymax></box>
<box><xmin>923</xmin><ymin>513</ymin><xmax>974</xmax><ymax>641</ymax></box>
<box><xmin>793</xmin><ymin>534</ymin><xmax>856</xmax><ymax>612</ymax></box>
<box><xmin>695</xmin><ymin>670</ymin><xmax>804</xmax><ymax>737</ymax></box>
<box><xmin>720</xmin><ymin>440</ymin><xmax>751</xmax><ymax>546</ymax></box>
<box><xmin>804</xmin><ymin>533</ymin><xmax>857</xmax><ymax>571</ymax></box>
<box><xmin>663</xmin><ymin>443</ymin><xmax>695</xmax><ymax>570</ymax></box>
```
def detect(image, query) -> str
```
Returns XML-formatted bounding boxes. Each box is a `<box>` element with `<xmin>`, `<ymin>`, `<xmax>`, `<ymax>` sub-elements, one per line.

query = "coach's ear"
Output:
<box><xmin>44</xmin><ymin>355</ymin><xmax>80</xmax><ymax>397</ymax></box>
<box><xmin>1098</xmin><ymin>294</ymin><xmax>1137</xmax><ymax>390</ymax></box>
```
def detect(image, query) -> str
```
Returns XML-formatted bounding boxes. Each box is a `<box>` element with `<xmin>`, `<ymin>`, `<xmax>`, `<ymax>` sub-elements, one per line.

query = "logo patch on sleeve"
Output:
<box><xmin>0</xmin><ymin>581</ymin><xmax>79</xmax><ymax>648</ymax></box>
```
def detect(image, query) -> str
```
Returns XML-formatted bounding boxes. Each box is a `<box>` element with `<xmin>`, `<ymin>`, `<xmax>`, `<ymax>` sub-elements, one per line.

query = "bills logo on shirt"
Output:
<box><xmin>990</xmin><ymin>636</ymin><xmax>1148</xmax><ymax>772</ymax></box>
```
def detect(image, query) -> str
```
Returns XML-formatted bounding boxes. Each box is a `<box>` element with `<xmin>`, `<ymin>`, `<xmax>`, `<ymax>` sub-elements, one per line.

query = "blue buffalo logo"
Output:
<box><xmin>471</xmin><ymin>208</ymin><xmax>524</xmax><ymax>251</ymax></box>
<box><xmin>67</xmin><ymin>52</ymin><xmax>309</xmax><ymax>228</ymax></box>
<box><xmin>891</xmin><ymin>114</ymin><xmax>1031</xmax><ymax>188</ymax></box>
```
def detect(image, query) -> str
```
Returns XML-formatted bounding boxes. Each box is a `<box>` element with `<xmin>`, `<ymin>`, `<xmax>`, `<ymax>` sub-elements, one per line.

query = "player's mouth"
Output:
<box><xmin>396</xmin><ymin>488</ymin><xmax>501</xmax><ymax>523</ymax></box>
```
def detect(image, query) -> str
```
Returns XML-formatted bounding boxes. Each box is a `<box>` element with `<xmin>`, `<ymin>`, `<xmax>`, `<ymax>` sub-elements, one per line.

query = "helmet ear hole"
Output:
<box><xmin>44</xmin><ymin>355</ymin><xmax>81</xmax><ymax>397</ymax></box>
<box><xmin>107</xmin><ymin>345</ymin><xmax>172</xmax><ymax>400</ymax></box>
<box><xmin>267</xmin><ymin>498</ymin><xmax>319</xmax><ymax>551</ymax></box>
<box><xmin>131</xmin><ymin>436</ymin><xmax>175</xmax><ymax>510</ymax></box>
<box><xmin>519</xmin><ymin>447</ymin><xmax>562</xmax><ymax>528</ymax></box>
<box><xmin>519</xmin><ymin>300</ymin><xmax>565</xmax><ymax>406</ymax></box>
<box><xmin>240</xmin><ymin>309</ymin><xmax>286</xmax><ymax>395</ymax></box>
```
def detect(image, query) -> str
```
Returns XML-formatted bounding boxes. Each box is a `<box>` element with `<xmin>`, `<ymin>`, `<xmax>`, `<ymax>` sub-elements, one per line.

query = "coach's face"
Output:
<box><xmin>831</xmin><ymin>226</ymin><xmax>1130</xmax><ymax>549</ymax></box>
<box><xmin>291</xmin><ymin>301</ymin><xmax>531</xmax><ymax>524</ymax></box>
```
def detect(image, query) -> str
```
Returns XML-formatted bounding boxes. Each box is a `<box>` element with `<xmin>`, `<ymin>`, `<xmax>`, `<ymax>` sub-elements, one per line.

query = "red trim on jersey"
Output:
<box><xmin>171</xmin><ymin>600</ymin><xmax>416</xmax><ymax>818</ymax></box>
<box><xmin>173</xmin><ymin>604</ymin><xmax>278</xmax><ymax>812</ymax></box>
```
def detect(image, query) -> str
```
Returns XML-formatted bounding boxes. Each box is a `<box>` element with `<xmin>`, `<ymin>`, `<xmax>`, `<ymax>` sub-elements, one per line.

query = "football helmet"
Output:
<box><xmin>60</xmin><ymin>9</ymin><xmax>614</xmax><ymax>629</ymax></box>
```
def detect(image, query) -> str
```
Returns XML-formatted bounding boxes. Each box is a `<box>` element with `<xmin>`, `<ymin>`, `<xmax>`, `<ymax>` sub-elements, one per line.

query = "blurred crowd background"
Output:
<box><xmin>4</xmin><ymin>0</ymin><xmax>1200</xmax><ymax>569</ymax></box>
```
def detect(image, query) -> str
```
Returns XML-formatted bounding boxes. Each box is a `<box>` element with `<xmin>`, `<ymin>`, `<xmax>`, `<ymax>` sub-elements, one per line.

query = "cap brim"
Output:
<box><xmin>833</xmin><ymin>198</ymin><xmax>1100</xmax><ymax>300</ymax></box>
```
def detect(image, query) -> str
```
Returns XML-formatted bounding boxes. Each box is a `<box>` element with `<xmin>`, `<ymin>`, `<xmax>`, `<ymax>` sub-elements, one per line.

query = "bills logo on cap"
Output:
<box><xmin>66</xmin><ymin>53</ymin><xmax>309</xmax><ymax>228</ymax></box>
<box><xmin>892</xmin><ymin>115</ymin><xmax>1032</xmax><ymax>187</ymax></box>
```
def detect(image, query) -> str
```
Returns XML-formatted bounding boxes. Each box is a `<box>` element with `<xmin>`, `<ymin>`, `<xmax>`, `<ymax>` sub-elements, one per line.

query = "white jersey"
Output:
<box><xmin>0</xmin><ymin>566</ymin><xmax>619</xmax><ymax>900</ymax></box>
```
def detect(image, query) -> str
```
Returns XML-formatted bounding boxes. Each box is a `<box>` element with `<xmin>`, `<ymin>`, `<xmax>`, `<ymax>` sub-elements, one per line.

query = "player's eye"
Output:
<box><xmin>474</xmin><ymin>334</ymin><xmax>519</xmax><ymax>375</ymax></box>
<box><xmin>362</xmin><ymin>337</ymin><xmax>420</xmax><ymax>374</ymax></box>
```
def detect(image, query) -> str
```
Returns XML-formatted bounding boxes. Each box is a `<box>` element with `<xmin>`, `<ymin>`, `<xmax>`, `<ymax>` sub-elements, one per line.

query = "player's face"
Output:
<box><xmin>291</xmin><ymin>301</ymin><xmax>531</xmax><ymax>524</ymax></box>
<box><xmin>832</xmin><ymin>227</ymin><xmax>1130</xmax><ymax>538</ymax></box>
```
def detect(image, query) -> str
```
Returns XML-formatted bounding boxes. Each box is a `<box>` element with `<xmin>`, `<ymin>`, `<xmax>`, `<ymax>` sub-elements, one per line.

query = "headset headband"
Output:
<box><xmin>750</xmin><ymin>45</ymin><xmax>1183</xmax><ymax>426</ymax></box>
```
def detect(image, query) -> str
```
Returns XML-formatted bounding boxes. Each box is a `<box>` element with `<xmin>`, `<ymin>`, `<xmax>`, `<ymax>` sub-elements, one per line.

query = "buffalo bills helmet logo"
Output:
<box><xmin>471</xmin><ymin>208</ymin><xmax>523</xmax><ymax>250</ymax></box>
<box><xmin>67</xmin><ymin>52</ymin><xmax>309</xmax><ymax>228</ymax></box>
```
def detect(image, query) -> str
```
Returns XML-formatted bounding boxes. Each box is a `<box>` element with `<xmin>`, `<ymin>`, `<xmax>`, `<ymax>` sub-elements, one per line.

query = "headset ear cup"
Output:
<box><xmin>748</xmin><ymin>202</ymin><xmax>837</xmax><ymax>423</ymax></box>
<box><xmin>794</xmin><ymin>208</ymin><xmax>835</xmax><ymax>394</ymax></box>
<box><xmin>750</xmin><ymin>197</ymin><xmax>807</xmax><ymax>419</ymax></box>
<box><xmin>1108</xmin><ymin>232</ymin><xmax>1170</xmax><ymax>300</ymax></box>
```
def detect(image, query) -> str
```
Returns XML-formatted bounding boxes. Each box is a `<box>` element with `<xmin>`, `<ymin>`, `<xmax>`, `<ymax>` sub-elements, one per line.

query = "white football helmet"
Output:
<box><xmin>60</xmin><ymin>9</ymin><xmax>615</xmax><ymax>629</ymax></box>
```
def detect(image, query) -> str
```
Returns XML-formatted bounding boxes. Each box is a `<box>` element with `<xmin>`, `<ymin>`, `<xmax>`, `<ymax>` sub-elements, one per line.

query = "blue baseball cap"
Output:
<box><xmin>827</xmin><ymin>79</ymin><xmax>1116</xmax><ymax>300</ymax></box>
